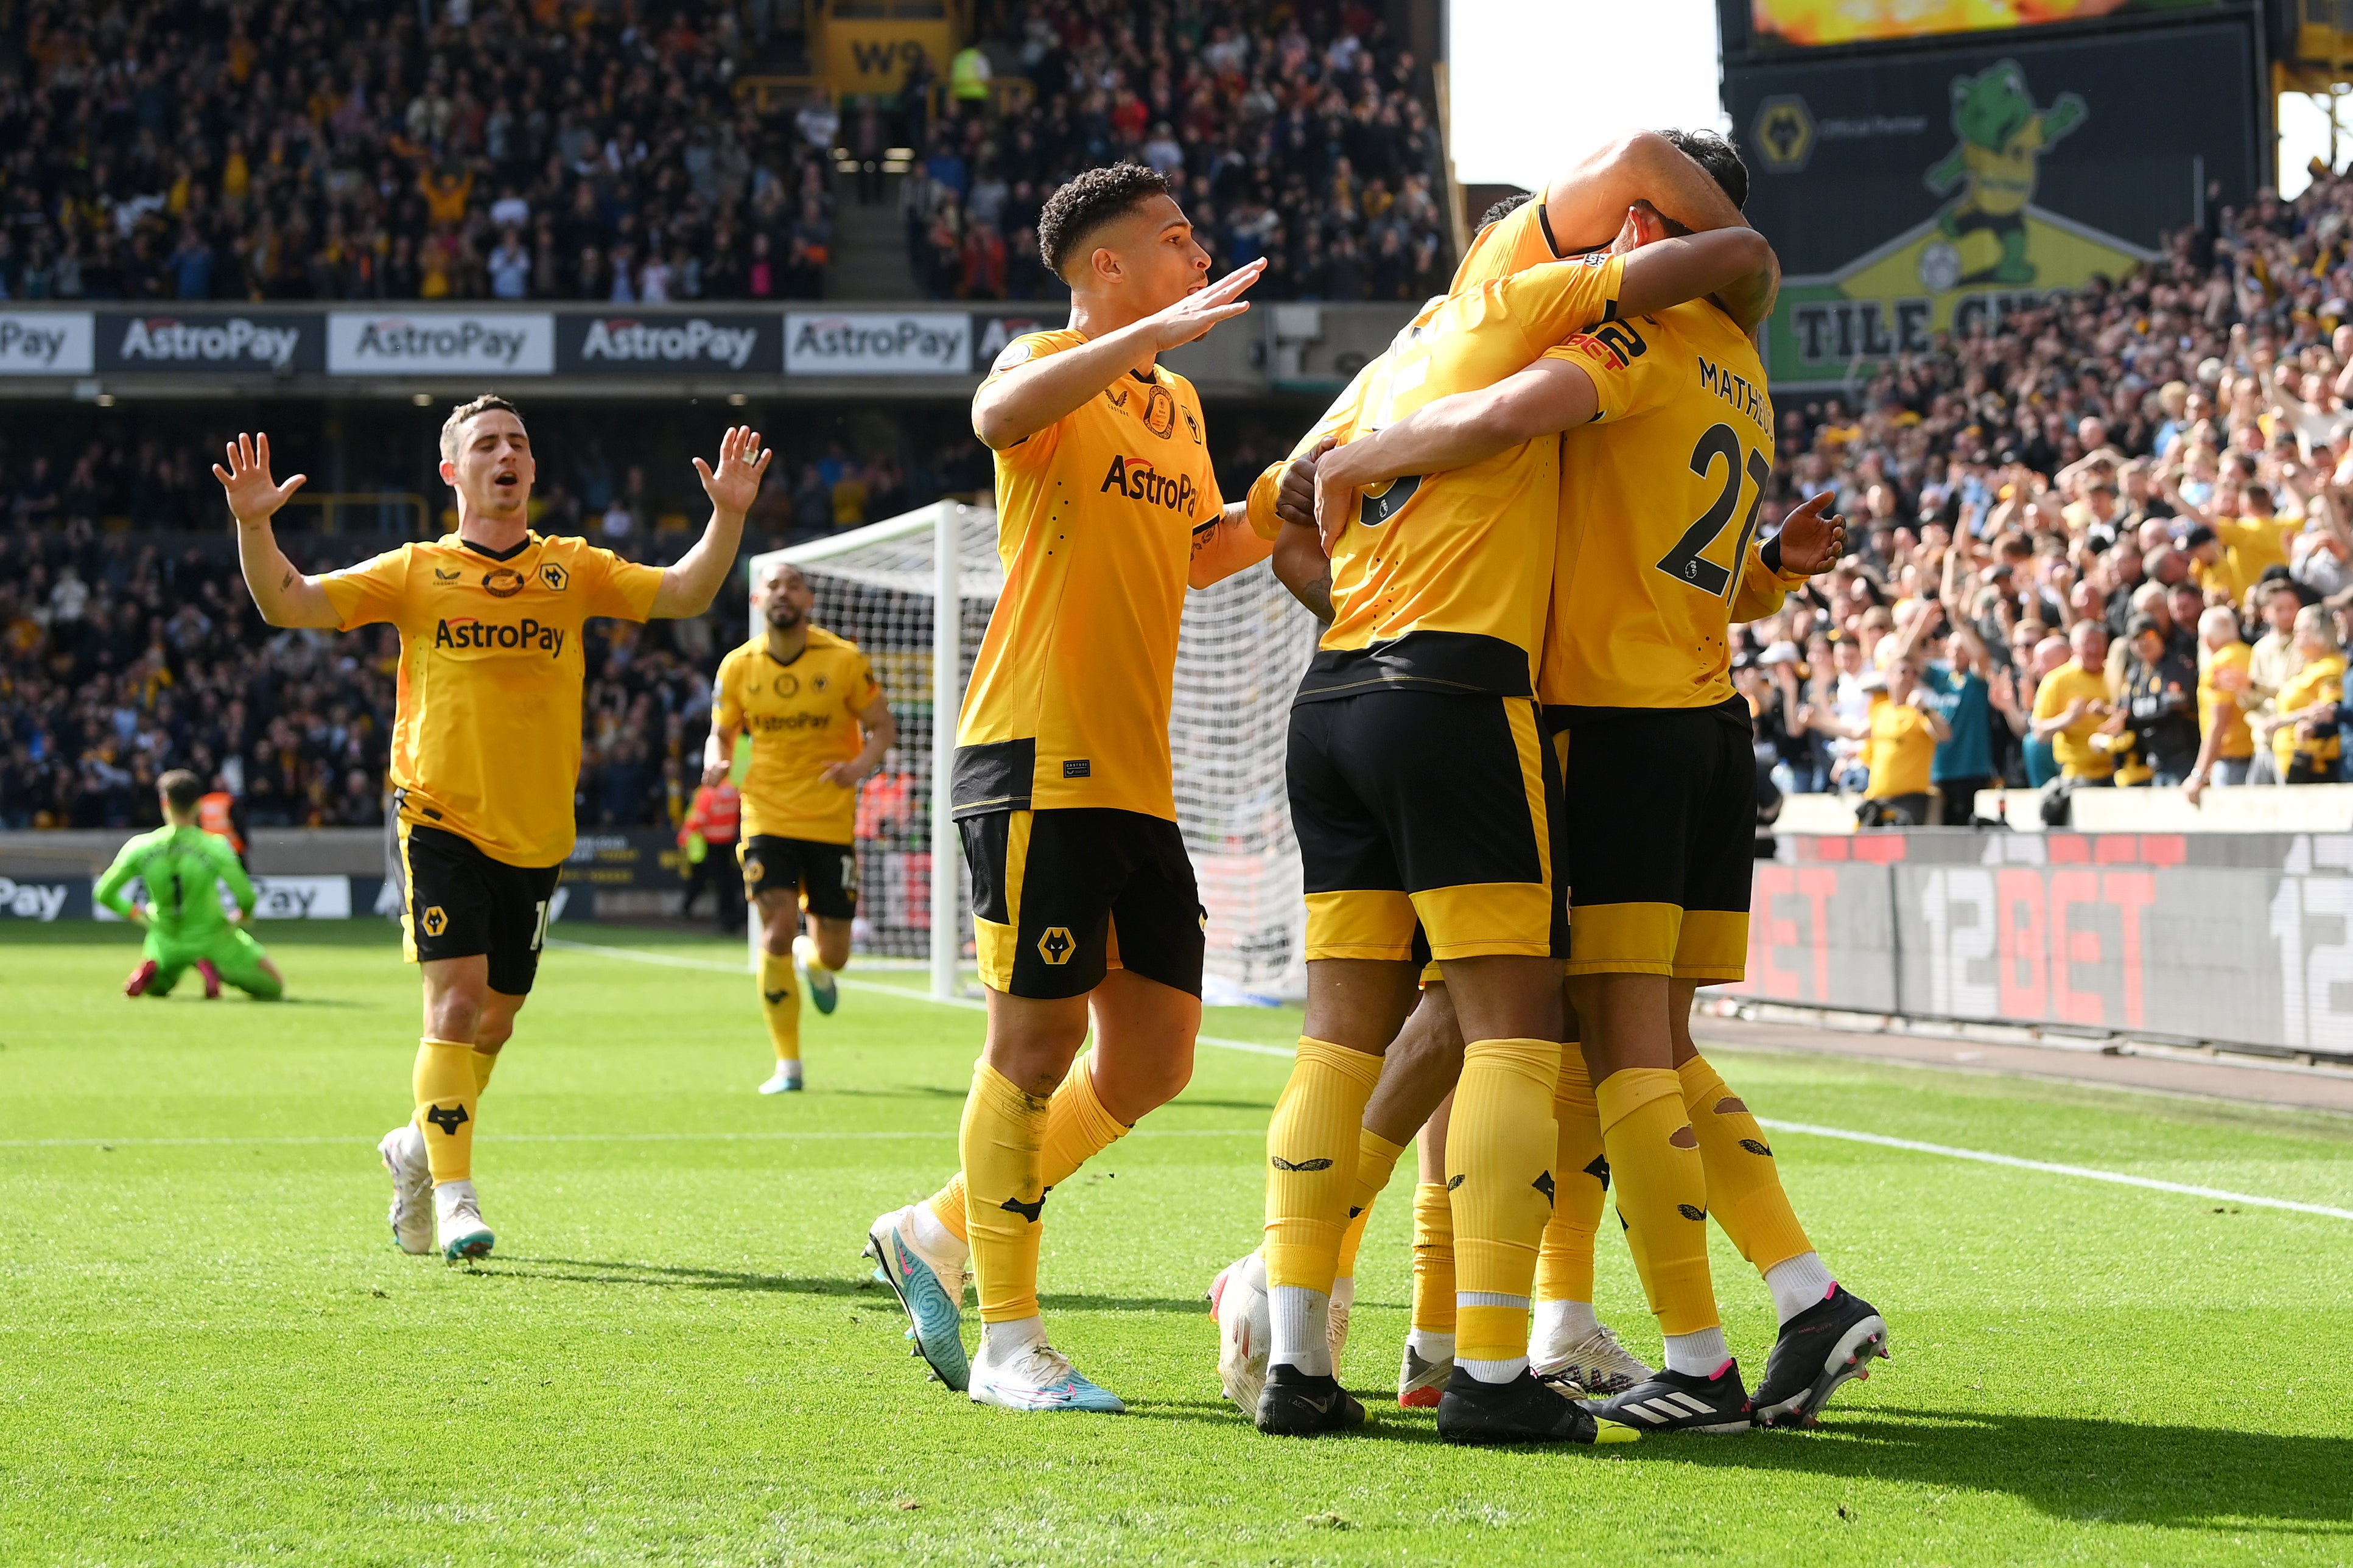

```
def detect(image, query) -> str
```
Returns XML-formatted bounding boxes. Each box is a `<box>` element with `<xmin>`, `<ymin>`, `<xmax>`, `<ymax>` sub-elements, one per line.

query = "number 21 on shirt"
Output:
<box><xmin>1657</xmin><ymin>422</ymin><xmax>1770</xmax><ymax>598</ymax></box>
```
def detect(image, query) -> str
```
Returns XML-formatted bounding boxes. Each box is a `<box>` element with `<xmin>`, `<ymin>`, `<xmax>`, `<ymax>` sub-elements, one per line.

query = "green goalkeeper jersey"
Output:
<box><xmin>95</xmin><ymin>824</ymin><xmax>255</xmax><ymax>938</ymax></box>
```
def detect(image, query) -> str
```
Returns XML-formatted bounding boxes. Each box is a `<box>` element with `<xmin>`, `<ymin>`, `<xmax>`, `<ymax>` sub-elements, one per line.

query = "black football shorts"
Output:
<box><xmin>398</xmin><ymin>821</ymin><xmax>564</xmax><ymax>995</ymax></box>
<box><xmin>738</xmin><ymin>833</ymin><xmax>858</xmax><ymax>920</ymax></box>
<box><xmin>959</xmin><ymin>807</ymin><xmax>1205</xmax><ymax>999</ymax></box>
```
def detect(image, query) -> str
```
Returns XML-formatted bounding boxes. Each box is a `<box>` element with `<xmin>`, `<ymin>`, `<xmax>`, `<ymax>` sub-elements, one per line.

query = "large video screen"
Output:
<box><xmin>1728</xmin><ymin>20</ymin><xmax>2257</xmax><ymax>387</ymax></box>
<box><xmin>1752</xmin><ymin>0</ymin><xmax>2215</xmax><ymax>51</ymax></box>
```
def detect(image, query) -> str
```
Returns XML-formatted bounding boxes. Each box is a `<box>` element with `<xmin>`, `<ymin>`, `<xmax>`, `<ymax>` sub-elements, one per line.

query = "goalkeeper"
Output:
<box><xmin>97</xmin><ymin>769</ymin><xmax>286</xmax><ymax>1001</ymax></box>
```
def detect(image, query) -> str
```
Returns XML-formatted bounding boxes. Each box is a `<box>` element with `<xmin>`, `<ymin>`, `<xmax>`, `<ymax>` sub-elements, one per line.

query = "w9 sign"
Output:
<box><xmin>1729</xmin><ymin>833</ymin><xmax>2353</xmax><ymax>1053</ymax></box>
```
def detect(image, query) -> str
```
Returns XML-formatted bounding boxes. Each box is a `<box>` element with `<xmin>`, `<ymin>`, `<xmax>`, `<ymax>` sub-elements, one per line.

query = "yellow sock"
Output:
<box><xmin>1597</xmin><ymin>1066</ymin><xmax>1720</xmax><ymax>1337</ymax></box>
<box><xmin>471</xmin><ymin>1046</ymin><xmax>500</xmax><ymax>1097</ymax></box>
<box><xmin>1333</xmin><ymin>1125</ymin><xmax>1405</xmax><ymax>1281</ymax></box>
<box><xmin>1680</xmin><ymin>1054</ymin><xmax>1814</xmax><ymax>1273</ymax></box>
<box><xmin>1410</xmin><ymin>1181</ymin><xmax>1456</xmax><ymax>1334</ymax></box>
<box><xmin>1447</xmin><ymin>1037</ymin><xmax>1562</xmax><ymax>1364</ymax></box>
<box><xmin>924</xmin><ymin>1052</ymin><xmax>1131</xmax><ymax>1246</ymax></box>
<box><xmin>412</xmin><ymin>1037</ymin><xmax>480</xmax><ymax>1184</ymax></box>
<box><xmin>959</xmin><ymin>1060</ymin><xmax>1051</xmax><ymax>1324</ymax></box>
<box><xmin>758</xmin><ymin>951</ymin><xmax>801</xmax><ymax>1062</ymax></box>
<box><xmin>1534</xmin><ymin>1043</ymin><xmax>1605</xmax><ymax>1305</ymax></box>
<box><xmin>1262</xmin><ymin>1037</ymin><xmax>1385</xmax><ymax>1293</ymax></box>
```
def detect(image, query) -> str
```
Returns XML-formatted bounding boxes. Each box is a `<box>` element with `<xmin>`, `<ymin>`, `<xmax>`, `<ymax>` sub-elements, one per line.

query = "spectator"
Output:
<box><xmin>2114</xmin><ymin>614</ymin><xmax>2201</xmax><ymax>786</ymax></box>
<box><xmin>2186</xmin><ymin>604</ymin><xmax>2259</xmax><ymax>802</ymax></box>
<box><xmin>1818</xmin><ymin>660</ymin><xmax>1949</xmax><ymax>827</ymax></box>
<box><xmin>2032</xmin><ymin>621</ymin><xmax>2118</xmax><ymax>786</ymax></box>
<box><xmin>2259</xmin><ymin>604</ymin><xmax>2347</xmax><ymax>783</ymax></box>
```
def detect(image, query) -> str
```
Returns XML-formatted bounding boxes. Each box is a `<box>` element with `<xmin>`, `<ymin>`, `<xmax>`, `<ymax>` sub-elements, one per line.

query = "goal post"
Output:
<box><xmin>748</xmin><ymin>500</ymin><xmax>1319</xmax><ymax>1003</ymax></box>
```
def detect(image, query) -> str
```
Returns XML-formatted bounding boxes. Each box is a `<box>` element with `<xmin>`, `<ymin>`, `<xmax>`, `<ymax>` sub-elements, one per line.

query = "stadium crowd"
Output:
<box><xmin>1736</xmin><ymin>167</ymin><xmax>2353</xmax><ymax>822</ymax></box>
<box><xmin>892</xmin><ymin>1</ymin><xmax>1456</xmax><ymax>302</ymax></box>
<box><xmin>0</xmin><ymin>0</ymin><xmax>839</xmax><ymax>304</ymax></box>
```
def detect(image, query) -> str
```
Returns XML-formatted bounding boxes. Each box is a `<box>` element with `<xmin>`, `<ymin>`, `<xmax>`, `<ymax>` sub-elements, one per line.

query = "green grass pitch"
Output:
<box><xmin>5</xmin><ymin>920</ymin><xmax>2351</xmax><ymax>1566</ymax></box>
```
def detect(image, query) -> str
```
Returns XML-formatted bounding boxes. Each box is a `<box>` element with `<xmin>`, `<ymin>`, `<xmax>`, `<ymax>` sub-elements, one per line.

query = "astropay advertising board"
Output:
<box><xmin>783</xmin><ymin>311</ymin><xmax>969</xmax><ymax>375</ymax></box>
<box><xmin>326</xmin><ymin>311</ymin><xmax>555</xmax><ymax>374</ymax></box>
<box><xmin>0</xmin><ymin>311</ymin><xmax>94</xmax><ymax>374</ymax></box>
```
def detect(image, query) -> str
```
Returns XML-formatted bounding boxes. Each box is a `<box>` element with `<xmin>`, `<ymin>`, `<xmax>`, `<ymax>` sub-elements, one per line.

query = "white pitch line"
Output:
<box><xmin>1761</xmin><ymin>1119</ymin><xmax>2353</xmax><ymax>1222</ymax></box>
<box><xmin>552</xmin><ymin>937</ymin><xmax>2353</xmax><ymax>1220</ymax></box>
<box><xmin>2</xmin><ymin>1127</ymin><xmax>1263</xmax><ymax>1151</ymax></box>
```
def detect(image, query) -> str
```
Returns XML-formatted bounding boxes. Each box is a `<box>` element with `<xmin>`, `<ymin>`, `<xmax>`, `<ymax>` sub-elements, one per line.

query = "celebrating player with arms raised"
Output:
<box><xmin>707</xmin><ymin>560</ymin><xmax>897</xmax><ymax>1094</ymax></box>
<box><xmin>219</xmin><ymin>400</ymin><xmax>769</xmax><ymax>1261</ymax></box>
<box><xmin>1311</xmin><ymin>131</ymin><xmax>1887</xmax><ymax>1435</ymax></box>
<box><xmin>863</xmin><ymin>163</ymin><xmax>1273</xmax><ymax>1415</ymax></box>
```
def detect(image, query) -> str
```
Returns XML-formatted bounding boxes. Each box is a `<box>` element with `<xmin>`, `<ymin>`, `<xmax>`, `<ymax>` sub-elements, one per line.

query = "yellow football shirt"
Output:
<box><xmin>2194</xmin><ymin>516</ymin><xmax>2299</xmax><ymax>610</ymax></box>
<box><xmin>2031</xmin><ymin>662</ymin><xmax>2117</xmax><ymax>780</ymax></box>
<box><xmin>1863</xmin><ymin>698</ymin><xmax>1937</xmax><ymax>799</ymax></box>
<box><xmin>954</xmin><ymin>329</ymin><xmax>1224</xmax><ymax>822</ymax></box>
<box><xmin>715</xmin><ymin>628</ymin><xmax>884</xmax><ymax>844</ymax></box>
<box><xmin>1541</xmin><ymin>298</ymin><xmax>1778</xmax><ymax>715</ymax></box>
<box><xmin>321</xmin><ymin>532</ymin><xmax>663</xmax><ymax>866</ymax></box>
<box><xmin>1293</xmin><ymin>254</ymin><xmax>1628</xmax><ymax>701</ymax></box>
<box><xmin>2198</xmin><ymin>640</ymin><xmax>2255</xmax><ymax>763</ymax></box>
<box><xmin>1447</xmin><ymin>197</ymin><xmax>1564</xmax><ymax>296</ymax></box>
<box><xmin>2273</xmin><ymin>653</ymin><xmax>2346</xmax><ymax>773</ymax></box>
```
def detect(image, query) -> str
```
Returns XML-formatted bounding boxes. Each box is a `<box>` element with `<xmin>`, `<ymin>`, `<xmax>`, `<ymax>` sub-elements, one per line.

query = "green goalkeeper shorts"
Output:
<box><xmin>142</xmin><ymin>926</ymin><xmax>281</xmax><ymax>1000</ymax></box>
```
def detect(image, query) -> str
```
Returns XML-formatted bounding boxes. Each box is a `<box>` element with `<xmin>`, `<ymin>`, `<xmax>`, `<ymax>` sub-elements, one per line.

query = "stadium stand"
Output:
<box><xmin>891</xmin><ymin>1</ymin><xmax>1456</xmax><ymax>301</ymax></box>
<box><xmin>0</xmin><ymin>0</ymin><xmax>834</xmax><ymax>303</ymax></box>
<box><xmin>1739</xmin><ymin>169</ymin><xmax>2353</xmax><ymax>809</ymax></box>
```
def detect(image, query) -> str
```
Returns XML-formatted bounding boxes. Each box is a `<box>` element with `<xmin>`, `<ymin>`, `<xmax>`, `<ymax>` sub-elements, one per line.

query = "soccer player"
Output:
<box><xmin>1308</xmin><ymin>130</ymin><xmax>1888</xmax><ymax>1435</ymax></box>
<box><xmin>1216</xmin><ymin>343</ymin><xmax>1842</xmax><ymax>1422</ymax></box>
<box><xmin>1245</xmin><ymin>208</ymin><xmax>1780</xmax><ymax>1443</ymax></box>
<box><xmin>705</xmin><ymin>560</ymin><xmax>897</xmax><ymax>1093</ymax></box>
<box><xmin>862</xmin><ymin>163</ymin><xmax>1274</xmax><ymax>1414</ymax></box>
<box><xmin>217</xmin><ymin>401</ymin><xmax>768</xmax><ymax>1261</ymax></box>
<box><xmin>100</xmin><ymin>768</ymin><xmax>286</xmax><ymax>1002</ymax></box>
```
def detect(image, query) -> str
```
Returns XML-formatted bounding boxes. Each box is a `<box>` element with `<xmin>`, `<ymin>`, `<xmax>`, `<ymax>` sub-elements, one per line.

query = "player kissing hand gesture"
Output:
<box><xmin>693</xmin><ymin>425</ymin><xmax>773</xmax><ymax>520</ymax></box>
<box><xmin>1139</xmin><ymin>255</ymin><xmax>1266</xmax><ymax>351</ymax></box>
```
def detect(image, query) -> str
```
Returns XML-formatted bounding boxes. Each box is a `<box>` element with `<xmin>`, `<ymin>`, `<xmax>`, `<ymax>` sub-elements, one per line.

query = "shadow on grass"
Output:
<box><xmin>1599</xmin><ymin>1405</ymin><xmax>2353</xmax><ymax>1535</ymax></box>
<box><xmin>477</xmin><ymin>1257</ymin><xmax>1211</xmax><ymax>1317</ymax></box>
<box><xmin>824</xmin><ymin>1085</ymin><xmax>969</xmax><ymax>1101</ymax></box>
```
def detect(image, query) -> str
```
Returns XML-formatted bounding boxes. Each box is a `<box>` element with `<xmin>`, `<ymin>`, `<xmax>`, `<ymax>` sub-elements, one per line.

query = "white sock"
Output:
<box><xmin>1764</xmin><ymin>1251</ymin><xmax>1836</xmax><ymax>1326</ymax></box>
<box><xmin>1406</xmin><ymin>1328</ymin><xmax>1456</xmax><ymax>1364</ymax></box>
<box><xmin>980</xmin><ymin>1315</ymin><xmax>1045</xmax><ymax>1363</ymax></box>
<box><xmin>1457</xmin><ymin>1291</ymin><xmax>1529</xmax><ymax>1384</ymax></box>
<box><xmin>432</xmin><ymin>1178</ymin><xmax>477</xmax><ymax>1222</ymax></box>
<box><xmin>1663</xmin><ymin>1325</ymin><xmax>1730</xmax><ymax>1378</ymax></box>
<box><xmin>906</xmin><ymin>1200</ymin><xmax>967</xmax><ymax>1273</ymax></box>
<box><xmin>1530</xmin><ymin>1298</ymin><xmax>1601</xmax><ymax>1359</ymax></box>
<box><xmin>1269</xmin><ymin>1284</ymin><xmax>1333</xmax><ymax>1377</ymax></box>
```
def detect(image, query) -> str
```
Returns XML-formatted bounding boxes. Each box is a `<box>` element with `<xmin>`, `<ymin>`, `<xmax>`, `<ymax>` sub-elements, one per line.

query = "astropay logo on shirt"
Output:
<box><xmin>327</xmin><ymin>311</ymin><xmax>555</xmax><ymax>374</ymax></box>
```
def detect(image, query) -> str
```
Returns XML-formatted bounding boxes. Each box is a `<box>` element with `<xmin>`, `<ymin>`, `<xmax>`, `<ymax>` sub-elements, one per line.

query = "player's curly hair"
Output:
<box><xmin>1655</xmin><ymin>129</ymin><xmax>1748</xmax><ymax>233</ymax></box>
<box><xmin>1476</xmin><ymin>192</ymin><xmax>1532</xmax><ymax>235</ymax></box>
<box><xmin>1037</xmin><ymin>164</ymin><xmax>1171</xmax><ymax>278</ymax></box>
<box><xmin>439</xmin><ymin>393</ymin><xmax>527</xmax><ymax>464</ymax></box>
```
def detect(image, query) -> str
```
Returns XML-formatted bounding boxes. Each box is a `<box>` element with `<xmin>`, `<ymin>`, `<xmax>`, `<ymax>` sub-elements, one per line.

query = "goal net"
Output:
<box><xmin>755</xmin><ymin>500</ymin><xmax>1319</xmax><ymax>1001</ymax></box>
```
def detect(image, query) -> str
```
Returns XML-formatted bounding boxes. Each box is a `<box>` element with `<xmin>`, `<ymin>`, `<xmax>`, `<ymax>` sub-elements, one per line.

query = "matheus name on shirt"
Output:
<box><xmin>1697</xmin><ymin>355</ymin><xmax>1769</xmax><ymax>433</ymax></box>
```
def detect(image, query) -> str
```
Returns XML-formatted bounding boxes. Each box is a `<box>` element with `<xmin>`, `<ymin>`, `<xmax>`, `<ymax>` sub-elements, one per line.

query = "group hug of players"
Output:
<box><xmin>196</xmin><ymin>126</ymin><xmax>1884</xmax><ymax>1448</ymax></box>
<box><xmin>855</xmin><ymin>131</ymin><xmax>1887</xmax><ymax>1445</ymax></box>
